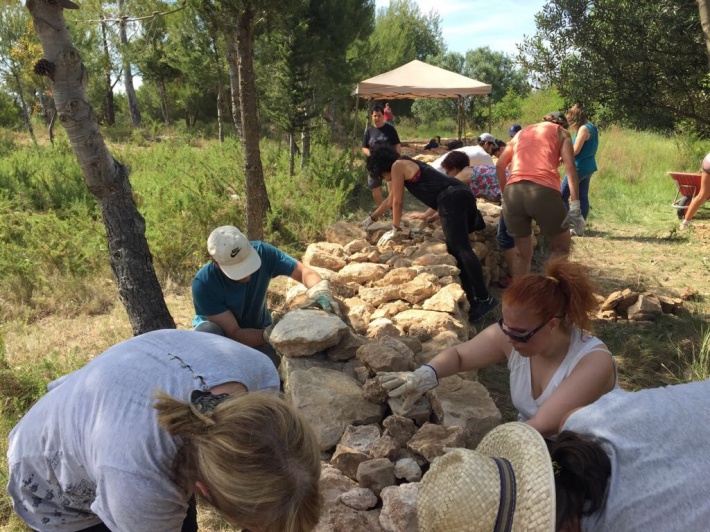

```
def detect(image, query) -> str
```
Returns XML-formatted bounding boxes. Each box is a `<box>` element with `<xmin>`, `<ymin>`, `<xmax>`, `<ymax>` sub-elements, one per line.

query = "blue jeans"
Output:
<box><xmin>561</xmin><ymin>173</ymin><xmax>593</xmax><ymax>219</ymax></box>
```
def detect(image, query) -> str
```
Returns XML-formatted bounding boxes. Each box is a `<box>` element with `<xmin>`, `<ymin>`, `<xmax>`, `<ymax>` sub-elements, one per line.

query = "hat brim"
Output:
<box><xmin>476</xmin><ymin>422</ymin><xmax>556</xmax><ymax>531</ymax></box>
<box><xmin>218</xmin><ymin>246</ymin><xmax>262</xmax><ymax>281</ymax></box>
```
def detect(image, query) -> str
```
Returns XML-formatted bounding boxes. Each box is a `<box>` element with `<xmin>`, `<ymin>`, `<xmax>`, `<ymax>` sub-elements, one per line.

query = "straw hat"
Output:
<box><xmin>418</xmin><ymin>422</ymin><xmax>555</xmax><ymax>532</ymax></box>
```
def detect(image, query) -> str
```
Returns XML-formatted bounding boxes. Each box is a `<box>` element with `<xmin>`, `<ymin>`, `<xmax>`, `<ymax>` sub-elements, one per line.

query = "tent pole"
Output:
<box><xmin>488</xmin><ymin>95</ymin><xmax>492</xmax><ymax>132</ymax></box>
<box><xmin>457</xmin><ymin>96</ymin><xmax>462</xmax><ymax>141</ymax></box>
<box><xmin>471</xmin><ymin>97</ymin><xmax>475</xmax><ymax>137</ymax></box>
<box><xmin>352</xmin><ymin>94</ymin><xmax>360</xmax><ymax>156</ymax></box>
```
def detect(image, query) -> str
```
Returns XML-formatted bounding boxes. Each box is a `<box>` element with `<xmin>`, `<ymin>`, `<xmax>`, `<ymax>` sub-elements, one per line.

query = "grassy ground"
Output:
<box><xmin>1</xmin><ymin>121</ymin><xmax>709</xmax><ymax>530</ymax></box>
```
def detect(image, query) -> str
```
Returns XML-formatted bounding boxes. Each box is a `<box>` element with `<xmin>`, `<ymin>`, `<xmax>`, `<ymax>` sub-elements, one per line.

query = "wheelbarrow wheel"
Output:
<box><xmin>675</xmin><ymin>196</ymin><xmax>692</xmax><ymax>219</ymax></box>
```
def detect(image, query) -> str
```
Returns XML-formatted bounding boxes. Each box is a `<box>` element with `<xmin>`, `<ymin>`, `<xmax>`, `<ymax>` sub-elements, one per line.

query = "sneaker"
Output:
<box><xmin>679</xmin><ymin>219</ymin><xmax>691</xmax><ymax>231</ymax></box>
<box><xmin>469</xmin><ymin>296</ymin><xmax>500</xmax><ymax>323</ymax></box>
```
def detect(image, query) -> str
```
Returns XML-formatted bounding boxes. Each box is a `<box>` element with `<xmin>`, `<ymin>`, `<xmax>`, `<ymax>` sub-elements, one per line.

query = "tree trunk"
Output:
<box><xmin>100</xmin><ymin>19</ymin><xmax>115</xmax><ymax>126</ymax></box>
<box><xmin>226</xmin><ymin>34</ymin><xmax>243</xmax><ymax>137</ymax></box>
<box><xmin>699</xmin><ymin>0</ymin><xmax>710</xmax><ymax>68</ymax></box>
<box><xmin>289</xmin><ymin>131</ymin><xmax>296</xmax><ymax>177</ymax></box>
<box><xmin>301</xmin><ymin>127</ymin><xmax>310</xmax><ymax>169</ymax></box>
<box><xmin>235</xmin><ymin>6</ymin><xmax>269</xmax><ymax>239</ymax></box>
<box><xmin>217</xmin><ymin>88</ymin><xmax>224</xmax><ymax>142</ymax></box>
<box><xmin>27</xmin><ymin>0</ymin><xmax>175</xmax><ymax>335</ymax></box>
<box><xmin>12</xmin><ymin>70</ymin><xmax>37</xmax><ymax>146</ymax></box>
<box><xmin>118</xmin><ymin>0</ymin><xmax>141</xmax><ymax>127</ymax></box>
<box><xmin>159</xmin><ymin>79</ymin><xmax>170</xmax><ymax>125</ymax></box>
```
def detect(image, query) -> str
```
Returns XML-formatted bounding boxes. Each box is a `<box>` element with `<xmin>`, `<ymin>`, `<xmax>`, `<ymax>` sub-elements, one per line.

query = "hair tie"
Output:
<box><xmin>552</xmin><ymin>460</ymin><xmax>561</xmax><ymax>477</ymax></box>
<box><xmin>191</xmin><ymin>390</ymin><xmax>229</xmax><ymax>415</ymax></box>
<box><xmin>547</xmin><ymin>276</ymin><xmax>559</xmax><ymax>284</ymax></box>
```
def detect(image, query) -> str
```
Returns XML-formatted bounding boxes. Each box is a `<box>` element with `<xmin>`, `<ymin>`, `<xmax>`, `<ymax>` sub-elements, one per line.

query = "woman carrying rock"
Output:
<box><xmin>362</xmin><ymin>145</ymin><xmax>498</xmax><ymax>323</ymax></box>
<box><xmin>7</xmin><ymin>329</ymin><xmax>322</xmax><ymax>532</ymax></box>
<box><xmin>378</xmin><ymin>258</ymin><xmax>617</xmax><ymax>437</ymax></box>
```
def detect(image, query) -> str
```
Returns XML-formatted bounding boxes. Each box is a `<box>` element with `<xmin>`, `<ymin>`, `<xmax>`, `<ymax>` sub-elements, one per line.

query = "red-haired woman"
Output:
<box><xmin>378</xmin><ymin>259</ymin><xmax>617</xmax><ymax>437</ymax></box>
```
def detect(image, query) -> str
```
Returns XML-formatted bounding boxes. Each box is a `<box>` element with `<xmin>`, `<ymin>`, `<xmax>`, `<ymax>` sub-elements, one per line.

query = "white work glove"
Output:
<box><xmin>378</xmin><ymin>364</ymin><xmax>439</xmax><ymax>411</ymax></box>
<box><xmin>361</xmin><ymin>215</ymin><xmax>376</xmax><ymax>231</ymax></box>
<box><xmin>301</xmin><ymin>279</ymin><xmax>341</xmax><ymax>317</ymax></box>
<box><xmin>562</xmin><ymin>200</ymin><xmax>585</xmax><ymax>236</ymax></box>
<box><xmin>377</xmin><ymin>225</ymin><xmax>401</xmax><ymax>247</ymax></box>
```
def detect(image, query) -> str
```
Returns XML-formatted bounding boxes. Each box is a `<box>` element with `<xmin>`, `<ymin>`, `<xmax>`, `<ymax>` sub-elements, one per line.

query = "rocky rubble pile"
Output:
<box><xmin>597</xmin><ymin>288</ymin><xmax>688</xmax><ymax>323</ymax></box>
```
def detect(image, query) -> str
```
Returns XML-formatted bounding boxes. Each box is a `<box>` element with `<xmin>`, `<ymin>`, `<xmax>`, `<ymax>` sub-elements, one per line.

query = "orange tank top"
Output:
<box><xmin>507</xmin><ymin>121</ymin><xmax>565</xmax><ymax>191</ymax></box>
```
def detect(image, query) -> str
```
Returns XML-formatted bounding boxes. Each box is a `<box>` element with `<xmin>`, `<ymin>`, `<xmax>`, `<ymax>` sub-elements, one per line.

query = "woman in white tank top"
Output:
<box><xmin>379</xmin><ymin>258</ymin><xmax>617</xmax><ymax>436</ymax></box>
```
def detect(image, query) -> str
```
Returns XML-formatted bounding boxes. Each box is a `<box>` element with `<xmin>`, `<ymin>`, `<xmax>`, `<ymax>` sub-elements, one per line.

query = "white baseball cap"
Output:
<box><xmin>478</xmin><ymin>132</ymin><xmax>497</xmax><ymax>144</ymax></box>
<box><xmin>207</xmin><ymin>226</ymin><xmax>261</xmax><ymax>280</ymax></box>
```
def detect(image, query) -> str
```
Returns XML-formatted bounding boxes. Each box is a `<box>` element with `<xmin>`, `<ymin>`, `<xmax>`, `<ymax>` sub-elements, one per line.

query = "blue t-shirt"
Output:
<box><xmin>191</xmin><ymin>241</ymin><xmax>297</xmax><ymax>329</ymax></box>
<box><xmin>574</xmin><ymin>122</ymin><xmax>598</xmax><ymax>177</ymax></box>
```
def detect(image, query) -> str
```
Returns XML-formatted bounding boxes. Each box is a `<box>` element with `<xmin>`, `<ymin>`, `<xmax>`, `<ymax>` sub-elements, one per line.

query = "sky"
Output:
<box><xmin>374</xmin><ymin>0</ymin><xmax>548</xmax><ymax>57</ymax></box>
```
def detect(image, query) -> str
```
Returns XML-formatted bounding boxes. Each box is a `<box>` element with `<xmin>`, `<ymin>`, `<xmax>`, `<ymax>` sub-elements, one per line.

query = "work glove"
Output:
<box><xmin>361</xmin><ymin>215</ymin><xmax>376</xmax><ymax>231</ymax></box>
<box><xmin>301</xmin><ymin>279</ymin><xmax>341</xmax><ymax>317</ymax></box>
<box><xmin>562</xmin><ymin>200</ymin><xmax>585</xmax><ymax>236</ymax></box>
<box><xmin>377</xmin><ymin>226</ymin><xmax>401</xmax><ymax>247</ymax></box>
<box><xmin>378</xmin><ymin>364</ymin><xmax>439</xmax><ymax>411</ymax></box>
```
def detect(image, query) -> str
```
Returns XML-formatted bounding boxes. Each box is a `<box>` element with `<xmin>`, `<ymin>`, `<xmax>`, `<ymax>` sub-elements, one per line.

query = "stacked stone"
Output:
<box><xmin>597</xmin><ymin>288</ymin><xmax>687</xmax><ymax>324</ymax></box>
<box><xmin>267</xmin><ymin>218</ymin><xmax>507</xmax><ymax>531</ymax></box>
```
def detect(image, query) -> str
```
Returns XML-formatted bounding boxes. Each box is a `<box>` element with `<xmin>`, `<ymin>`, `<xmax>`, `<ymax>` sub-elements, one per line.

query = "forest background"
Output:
<box><xmin>2</xmin><ymin>0</ymin><xmax>710</xmax><ymax>529</ymax></box>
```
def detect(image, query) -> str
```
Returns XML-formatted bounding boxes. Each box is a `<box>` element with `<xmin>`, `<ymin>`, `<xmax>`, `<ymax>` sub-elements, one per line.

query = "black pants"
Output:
<box><xmin>437</xmin><ymin>188</ymin><xmax>489</xmax><ymax>304</ymax></box>
<box><xmin>77</xmin><ymin>495</ymin><xmax>198</xmax><ymax>532</ymax></box>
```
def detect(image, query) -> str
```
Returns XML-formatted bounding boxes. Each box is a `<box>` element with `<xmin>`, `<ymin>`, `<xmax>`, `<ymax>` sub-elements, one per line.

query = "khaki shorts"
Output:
<box><xmin>502</xmin><ymin>181</ymin><xmax>567</xmax><ymax>238</ymax></box>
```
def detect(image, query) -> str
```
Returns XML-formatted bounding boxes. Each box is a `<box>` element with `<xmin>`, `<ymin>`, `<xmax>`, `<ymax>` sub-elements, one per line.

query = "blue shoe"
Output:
<box><xmin>469</xmin><ymin>296</ymin><xmax>499</xmax><ymax>323</ymax></box>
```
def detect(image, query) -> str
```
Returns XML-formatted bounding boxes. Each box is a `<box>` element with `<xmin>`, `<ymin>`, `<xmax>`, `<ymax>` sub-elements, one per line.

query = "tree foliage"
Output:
<box><xmin>519</xmin><ymin>0</ymin><xmax>710</xmax><ymax>133</ymax></box>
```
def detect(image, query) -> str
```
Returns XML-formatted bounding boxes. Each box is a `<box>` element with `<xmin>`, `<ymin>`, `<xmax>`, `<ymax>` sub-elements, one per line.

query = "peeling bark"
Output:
<box><xmin>26</xmin><ymin>0</ymin><xmax>175</xmax><ymax>334</ymax></box>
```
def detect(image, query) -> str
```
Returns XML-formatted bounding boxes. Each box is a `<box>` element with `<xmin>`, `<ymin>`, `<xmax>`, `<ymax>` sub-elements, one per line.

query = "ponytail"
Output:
<box><xmin>548</xmin><ymin>431</ymin><xmax>611</xmax><ymax>531</ymax></box>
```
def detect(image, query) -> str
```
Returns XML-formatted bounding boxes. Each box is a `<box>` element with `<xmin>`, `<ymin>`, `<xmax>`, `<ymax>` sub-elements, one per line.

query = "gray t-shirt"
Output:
<box><xmin>7</xmin><ymin>329</ymin><xmax>280</xmax><ymax>531</ymax></box>
<box><xmin>563</xmin><ymin>379</ymin><xmax>710</xmax><ymax>532</ymax></box>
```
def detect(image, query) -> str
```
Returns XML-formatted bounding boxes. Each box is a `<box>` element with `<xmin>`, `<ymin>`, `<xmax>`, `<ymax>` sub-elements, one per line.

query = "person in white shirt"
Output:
<box><xmin>429</xmin><ymin>132</ymin><xmax>498</xmax><ymax>171</ymax></box>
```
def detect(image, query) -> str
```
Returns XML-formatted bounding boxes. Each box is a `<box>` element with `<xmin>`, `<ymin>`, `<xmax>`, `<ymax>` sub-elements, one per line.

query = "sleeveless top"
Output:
<box><xmin>507</xmin><ymin>327</ymin><xmax>616</xmax><ymax>421</ymax></box>
<box><xmin>574</xmin><ymin>122</ymin><xmax>599</xmax><ymax>176</ymax></box>
<box><xmin>506</xmin><ymin>121</ymin><xmax>566</xmax><ymax>191</ymax></box>
<box><xmin>401</xmin><ymin>157</ymin><xmax>471</xmax><ymax>210</ymax></box>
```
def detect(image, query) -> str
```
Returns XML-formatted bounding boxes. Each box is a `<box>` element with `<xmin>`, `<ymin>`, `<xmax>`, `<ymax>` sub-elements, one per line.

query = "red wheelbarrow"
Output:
<box><xmin>668</xmin><ymin>171</ymin><xmax>702</xmax><ymax>219</ymax></box>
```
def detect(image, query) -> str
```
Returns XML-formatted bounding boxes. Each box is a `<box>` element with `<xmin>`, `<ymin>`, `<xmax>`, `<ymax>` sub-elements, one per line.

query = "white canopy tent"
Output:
<box><xmin>352</xmin><ymin>60</ymin><xmax>493</xmax><ymax>140</ymax></box>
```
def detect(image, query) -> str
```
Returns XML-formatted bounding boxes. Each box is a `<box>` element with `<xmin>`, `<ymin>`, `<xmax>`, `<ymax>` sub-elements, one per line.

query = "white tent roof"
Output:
<box><xmin>352</xmin><ymin>60</ymin><xmax>492</xmax><ymax>99</ymax></box>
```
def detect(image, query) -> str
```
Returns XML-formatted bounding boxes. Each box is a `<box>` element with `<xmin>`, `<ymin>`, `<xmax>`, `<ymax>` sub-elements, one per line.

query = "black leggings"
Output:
<box><xmin>437</xmin><ymin>188</ymin><xmax>489</xmax><ymax>303</ymax></box>
<box><xmin>77</xmin><ymin>495</ymin><xmax>198</xmax><ymax>532</ymax></box>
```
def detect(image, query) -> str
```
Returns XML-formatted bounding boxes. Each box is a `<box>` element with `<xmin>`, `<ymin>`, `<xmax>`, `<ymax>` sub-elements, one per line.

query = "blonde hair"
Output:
<box><xmin>154</xmin><ymin>391</ymin><xmax>322</xmax><ymax>532</ymax></box>
<box><xmin>566</xmin><ymin>103</ymin><xmax>588</xmax><ymax>129</ymax></box>
<box><xmin>503</xmin><ymin>258</ymin><xmax>598</xmax><ymax>332</ymax></box>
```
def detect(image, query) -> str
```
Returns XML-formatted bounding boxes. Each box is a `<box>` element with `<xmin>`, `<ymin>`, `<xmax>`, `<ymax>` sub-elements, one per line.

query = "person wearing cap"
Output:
<box><xmin>560</xmin><ymin>104</ymin><xmax>599</xmax><ymax>227</ymax></box>
<box><xmin>191</xmin><ymin>226</ymin><xmax>339</xmax><ymax>365</ymax></box>
<box><xmin>428</xmin><ymin>132</ymin><xmax>497</xmax><ymax>172</ymax></box>
<box><xmin>6</xmin><ymin>329</ymin><xmax>322</xmax><ymax>532</ymax></box>
<box><xmin>378</xmin><ymin>258</ymin><xmax>617</xmax><ymax>438</ymax></box>
<box><xmin>362</xmin><ymin>104</ymin><xmax>402</xmax><ymax>207</ymax></box>
<box><xmin>496</xmin><ymin>111</ymin><xmax>585</xmax><ymax>278</ymax></box>
<box><xmin>508</xmin><ymin>123</ymin><xmax>522</xmax><ymax>138</ymax></box>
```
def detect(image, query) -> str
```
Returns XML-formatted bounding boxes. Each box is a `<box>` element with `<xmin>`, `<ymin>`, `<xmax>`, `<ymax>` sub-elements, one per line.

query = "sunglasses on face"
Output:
<box><xmin>497</xmin><ymin>317</ymin><xmax>550</xmax><ymax>343</ymax></box>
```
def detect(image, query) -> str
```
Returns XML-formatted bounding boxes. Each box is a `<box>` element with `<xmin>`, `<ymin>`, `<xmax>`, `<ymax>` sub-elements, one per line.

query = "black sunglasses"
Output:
<box><xmin>497</xmin><ymin>317</ymin><xmax>550</xmax><ymax>343</ymax></box>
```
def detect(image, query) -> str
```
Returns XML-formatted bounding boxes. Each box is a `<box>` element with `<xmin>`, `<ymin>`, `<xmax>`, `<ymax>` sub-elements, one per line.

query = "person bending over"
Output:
<box><xmin>7</xmin><ymin>329</ymin><xmax>322</xmax><ymax>532</ymax></box>
<box><xmin>379</xmin><ymin>258</ymin><xmax>617</xmax><ymax>437</ymax></box>
<box><xmin>192</xmin><ymin>225</ymin><xmax>339</xmax><ymax>367</ymax></box>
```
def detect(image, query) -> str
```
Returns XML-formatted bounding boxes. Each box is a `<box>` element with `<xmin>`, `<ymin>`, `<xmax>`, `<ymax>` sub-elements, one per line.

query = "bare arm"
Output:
<box><xmin>572</xmin><ymin>125</ymin><xmax>590</xmax><ymax>156</ymax></box>
<box><xmin>496</xmin><ymin>146</ymin><xmax>513</xmax><ymax>194</ymax></box>
<box><xmin>427</xmin><ymin>324</ymin><xmax>509</xmax><ymax>378</ymax></box>
<box><xmin>560</xmin><ymin>130</ymin><xmax>580</xmax><ymax>201</ymax></box>
<box><xmin>394</xmin><ymin>143</ymin><xmax>402</xmax><ymax>155</ymax></box>
<box><xmin>290</xmin><ymin>261</ymin><xmax>322</xmax><ymax>288</ymax></box>
<box><xmin>362</xmin><ymin>147</ymin><xmax>371</xmax><ymax>156</ymax></box>
<box><xmin>204</xmin><ymin>310</ymin><xmax>265</xmax><ymax>347</ymax></box>
<box><xmin>388</xmin><ymin>160</ymin><xmax>408</xmax><ymax>228</ymax></box>
<box><xmin>526</xmin><ymin>348</ymin><xmax>616</xmax><ymax>436</ymax></box>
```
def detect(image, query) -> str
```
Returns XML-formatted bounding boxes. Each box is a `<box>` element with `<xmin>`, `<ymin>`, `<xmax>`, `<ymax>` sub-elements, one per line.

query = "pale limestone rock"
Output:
<box><xmin>369</xmin><ymin>434</ymin><xmax>400</xmax><ymax>460</ymax></box>
<box><xmin>327</xmin><ymin>329</ymin><xmax>367</xmax><ymax>361</ymax></box>
<box><xmin>471</xmin><ymin>241</ymin><xmax>489</xmax><ymax>260</ymax></box>
<box><xmin>325</xmin><ymin>221</ymin><xmax>365</xmax><ymax>246</ymax></box>
<box><xmin>339</xmin><ymin>424</ymin><xmax>382</xmax><ymax>454</ymax></box>
<box><xmin>331</xmin><ymin>445</ymin><xmax>371</xmax><ymax>480</ymax></box>
<box><xmin>627</xmin><ymin>294</ymin><xmax>663</xmax><ymax>321</ymax></box>
<box><xmin>400</xmin><ymin>273</ymin><xmax>440</xmax><ymax>305</ymax></box>
<box><xmin>371</xmin><ymin>300</ymin><xmax>411</xmax><ymax>320</ymax></box>
<box><xmin>350</xmin><ymin>249</ymin><xmax>381</xmax><ymax>263</ymax></box>
<box><xmin>422</xmin><ymin>283</ymin><xmax>465</xmax><ymax>313</ymax></box>
<box><xmin>601</xmin><ymin>290</ymin><xmax>624</xmax><ymax>311</ymax></box>
<box><xmin>395</xmin><ymin>335</ymin><xmax>423</xmax><ymax>354</ymax></box>
<box><xmin>394</xmin><ymin>458</ymin><xmax>422</xmax><ymax>482</ymax></box>
<box><xmin>363</xmin><ymin>377</ymin><xmax>389</xmax><ymax>404</ymax></box>
<box><xmin>286</xmin><ymin>368</ymin><xmax>385</xmax><ymax>450</ymax></box>
<box><xmin>319</xmin><ymin>463</ymin><xmax>357</xmax><ymax>507</ymax></box>
<box><xmin>338</xmin><ymin>487</ymin><xmax>378</xmax><ymax>511</ymax></box>
<box><xmin>616</xmin><ymin>288</ymin><xmax>639</xmax><ymax>312</ymax></box>
<box><xmin>315</xmin><ymin>506</ymin><xmax>383</xmax><ymax>532</ymax></box>
<box><xmin>338</xmin><ymin>262</ymin><xmax>390</xmax><ymax>284</ymax></box>
<box><xmin>344</xmin><ymin>239</ymin><xmax>371</xmax><ymax>254</ymax></box>
<box><xmin>406</xmin><ymin>422</ymin><xmax>467</xmax><ymax>462</ymax></box>
<box><xmin>412</xmin><ymin>253</ymin><xmax>457</xmax><ymax>267</ymax></box>
<box><xmin>353</xmin><ymin>365</ymin><xmax>371</xmax><ymax>384</ymax></box>
<box><xmin>427</xmin><ymin>375</ymin><xmax>502</xmax><ymax>448</ymax></box>
<box><xmin>383</xmin><ymin>415</ymin><xmax>417</xmax><ymax>447</ymax></box>
<box><xmin>597</xmin><ymin>309</ymin><xmax>617</xmax><ymax>320</ymax></box>
<box><xmin>392</xmin><ymin>257</ymin><xmax>414</xmax><ymax>268</ymax></box>
<box><xmin>410</xmin><ymin>240</ymin><xmax>448</xmax><ymax>259</ymax></box>
<box><xmin>411</xmin><ymin>264</ymin><xmax>461</xmax><ymax>278</ymax></box>
<box><xmin>271</xmin><ymin>309</ymin><xmax>349</xmax><ymax>357</ymax></box>
<box><xmin>392</xmin><ymin>309</ymin><xmax>467</xmax><ymax>341</ymax></box>
<box><xmin>279</xmin><ymin>352</ymin><xmax>346</xmax><ymax>390</ymax></box>
<box><xmin>373</xmin><ymin>267</ymin><xmax>418</xmax><ymax>287</ymax></box>
<box><xmin>302</xmin><ymin>242</ymin><xmax>347</xmax><ymax>271</ymax></box>
<box><xmin>388</xmin><ymin>395</ymin><xmax>432</xmax><ymax>426</ymax></box>
<box><xmin>366</xmin><ymin>318</ymin><xmax>403</xmax><ymax>339</ymax></box>
<box><xmin>379</xmin><ymin>483</ymin><xmax>419</xmax><ymax>532</ymax></box>
<box><xmin>356</xmin><ymin>458</ymin><xmax>396</xmax><ymax>496</ymax></box>
<box><xmin>356</xmin><ymin>342</ymin><xmax>416</xmax><ymax>373</ymax></box>
<box><xmin>358</xmin><ymin>285</ymin><xmax>403</xmax><ymax>307</ymax></box>
<box><xmin>346</xmin><ymin>303</ymin><xmax>375</xmax><ymax>335</ymax></box>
